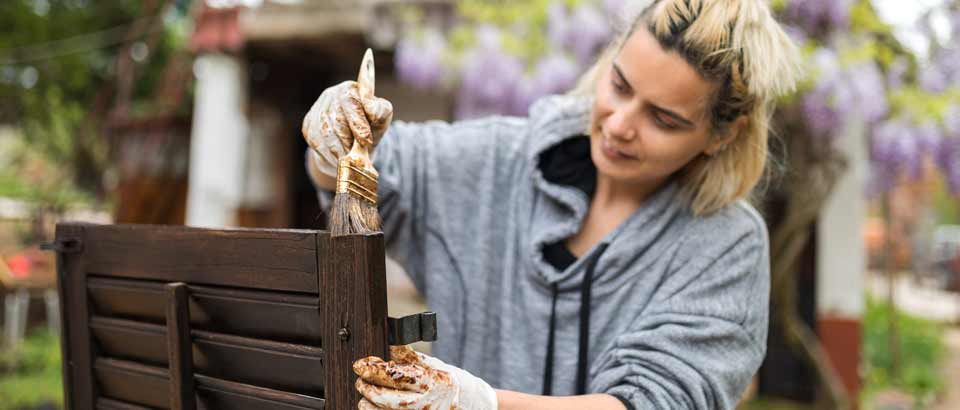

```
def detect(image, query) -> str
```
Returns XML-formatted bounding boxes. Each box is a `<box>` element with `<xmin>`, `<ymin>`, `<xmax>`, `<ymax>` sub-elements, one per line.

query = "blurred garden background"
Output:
<box><xmin>1</xmin><ymin>0</ymin><xmax>959</xmax><ymax>409</ymax></box>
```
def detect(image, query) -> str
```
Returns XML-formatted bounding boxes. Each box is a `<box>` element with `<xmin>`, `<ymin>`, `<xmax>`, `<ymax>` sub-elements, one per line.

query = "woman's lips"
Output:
<box><xmin>601</xmin><ymin>137</ymin><xmax>637</xmax><ymax>161</ymax></box>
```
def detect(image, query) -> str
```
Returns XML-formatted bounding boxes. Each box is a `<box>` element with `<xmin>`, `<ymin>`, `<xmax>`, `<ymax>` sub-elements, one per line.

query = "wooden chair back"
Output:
<box><xmin>52</xmin><ymin>222</ymin><xmax>390</xmax><ymax>410</ymax></box>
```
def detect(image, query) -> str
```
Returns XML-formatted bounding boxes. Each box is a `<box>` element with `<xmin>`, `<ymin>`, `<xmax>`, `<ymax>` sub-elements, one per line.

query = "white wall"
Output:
<box><xmin>186</xmin><ymin>53</ymin><xmax>249</xmax><ymax>228</ymax></box>
<box><xmin>817</xmin><ymin>120</ymin><xmax>868</xmax><ymax>318</ymax></box>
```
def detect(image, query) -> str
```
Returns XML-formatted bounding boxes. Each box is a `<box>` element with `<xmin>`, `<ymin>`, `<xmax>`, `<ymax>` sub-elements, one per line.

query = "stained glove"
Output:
<box><xmin>301</xmin><ymin>80</ymin><xmax>393</xmax><ymax>179</ymax></box>
<box><xmin>353</xmin><ymin>346</ymin><xmax>498</xmax><ymax>410</ymax></box>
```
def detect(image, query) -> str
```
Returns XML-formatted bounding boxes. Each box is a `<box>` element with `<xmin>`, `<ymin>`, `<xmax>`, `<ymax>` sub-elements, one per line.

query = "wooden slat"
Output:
<box><xmin>195</xmin><ymin>374</ymin><xmax>323</xmax><ymax>410</ymax></box>
<box><xmin>90</xmin><ymin>317</ymin><xmax>167</xmax><ymax>366</ymax></box>
<box><xmin>79</xmin><ymin>224</ymin><xmax>319</xmax><ymax>292</ymax></box>
<box><xmin>88</xmin><ymin>277</ymin><xmax>321</xmax><ymax>345</ymax></box>
<box><xmin>95</xmin><ymin>358</ymin><xmax>169</xmax><ymax>408</ymax></box>
<box><xmin>192</xmin><ymin>329</ymin><xmax>323</xmax><ymax>358</ymax></box>
<box><xmin>318</xmin><ymin>233</ymin><xmax>389</xmax><ymax>409</ymax></box>
<box><xmin>89</xmin><ymin>317</ymin><xmax>324</xmax><ymax>396</ymax></box>
<box><xmin>167</xmin><ymin>283</ymin><xmax>196</xmax><ymax>410</ymax></box>
<box><xmin>94</xmin><ymin>358</ymin><xmax>325</xmax><ymax>410</ymax></box>
<box><xmin>96</xmin><ymin>398</ymin><xmax>153</xmax><ymax>410</ymax></box>
<box><xmin>55</xmin><ymin>223</ymin><xmax>96</xmax><ymax>410</ymax></box>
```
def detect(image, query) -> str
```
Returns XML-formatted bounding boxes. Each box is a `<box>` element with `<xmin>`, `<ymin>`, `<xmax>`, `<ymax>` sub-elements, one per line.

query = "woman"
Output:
<box><xmin>303</xmin><ymin>0</ymin><xmax>801</xmax><ymax>408</ymax></box>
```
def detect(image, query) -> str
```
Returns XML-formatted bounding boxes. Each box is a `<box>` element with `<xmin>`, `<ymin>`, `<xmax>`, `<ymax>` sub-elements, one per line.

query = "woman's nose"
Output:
<box><xmin>605</xmin><ymin>109</ymin><xmax>637</xmax><ymax>141</ymax></box>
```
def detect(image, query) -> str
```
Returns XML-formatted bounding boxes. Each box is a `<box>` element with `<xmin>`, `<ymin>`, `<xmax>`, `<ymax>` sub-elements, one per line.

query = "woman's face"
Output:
<box><xmin>590</xmin><ymin>27</ymin><xmax>728</xmax><ymax>188</ymax></box>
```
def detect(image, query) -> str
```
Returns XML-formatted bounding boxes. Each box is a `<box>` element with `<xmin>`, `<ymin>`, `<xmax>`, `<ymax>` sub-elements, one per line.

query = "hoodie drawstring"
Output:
<box><xmin>542</xmin><ymin>243</ymin><xmax>609</xmax><ymax>396</ymax></box>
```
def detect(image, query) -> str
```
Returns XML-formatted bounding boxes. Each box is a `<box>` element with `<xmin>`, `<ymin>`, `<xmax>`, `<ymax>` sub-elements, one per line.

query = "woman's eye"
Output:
<box><xmin>653</xmin><ymin>113</ymin><xmax>678</xmax><ymax>130</ymax></box>
<box><xmin>611</xmin><ymin>78</ymin><xmax>627</xmax><ymax>94</ymax></box>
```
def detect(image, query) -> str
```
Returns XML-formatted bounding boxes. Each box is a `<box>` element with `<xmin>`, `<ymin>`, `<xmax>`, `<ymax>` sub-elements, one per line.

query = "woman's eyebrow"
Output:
<box><xmin>651</xmin><ymin>105</ymin><xmax>695</xmax><ymax>128</ymax></box>
<box><xmin>612</xmin><ymin>63</ymin><xmax>633</xmax><ymax>90</ymax></box>
<box><xmin>613</xmin><ymin>61</ymin><xmax>696</xmax><ymax>128</ymax></box>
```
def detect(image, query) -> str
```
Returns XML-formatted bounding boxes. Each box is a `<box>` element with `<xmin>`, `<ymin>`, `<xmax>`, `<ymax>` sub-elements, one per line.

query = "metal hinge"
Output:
<box><xmin>40</xmin><ymin>238</ymin><xmax>83</xmax><ymax>254</ymax></box>
<box><xmin>387</xmin><ymin>312</ymin><xmax>437</xmax><ymax>345</ymax></box>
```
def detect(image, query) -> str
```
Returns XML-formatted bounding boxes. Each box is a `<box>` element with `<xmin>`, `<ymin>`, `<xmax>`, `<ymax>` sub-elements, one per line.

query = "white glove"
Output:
<box><xmin>353</xmin><ymin>346</ymin><xmax>498</xmax><ymax>410</ymax></box>
<box><xmin>301</xmin><ymin>80</ymin><xmax>393</xmax><ymax>178</ymax></box>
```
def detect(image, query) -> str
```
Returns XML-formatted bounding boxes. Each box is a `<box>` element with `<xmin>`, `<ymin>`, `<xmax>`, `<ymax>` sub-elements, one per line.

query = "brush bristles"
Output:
<box><xmin>329</xmin><ymin>193</ymin><xmax>381</xmax><ymax>237</ymax></box>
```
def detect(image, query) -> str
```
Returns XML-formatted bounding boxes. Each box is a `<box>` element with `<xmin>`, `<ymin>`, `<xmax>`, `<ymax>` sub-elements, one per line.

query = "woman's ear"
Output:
<box><xmin>705</xmin><ymin>115</ymin><xmax>748</xmax><ymax>156</ymax></box>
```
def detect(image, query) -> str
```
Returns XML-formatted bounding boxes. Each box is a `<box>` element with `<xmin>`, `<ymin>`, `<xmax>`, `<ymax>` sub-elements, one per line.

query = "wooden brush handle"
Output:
<box><xmin>335</xmin><ymin>49</ymin><xmax>379</xmax><ymax>203</ymax></box>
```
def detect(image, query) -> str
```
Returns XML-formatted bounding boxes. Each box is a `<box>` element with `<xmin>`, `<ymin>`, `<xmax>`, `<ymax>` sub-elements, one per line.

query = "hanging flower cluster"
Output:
<box><xmin>393</xmin><ymin>0</ymin><xmax>627</xmax><ymax>119</ymax></box>
<box><xmin>785</xmin><ymin>0</ymin><xmax>960</xmax><ymax>195</ymax></box>
<box><xmin>390</xmin><ymin>0</ymin><xmax>960</xmax><ymax>196</ymax></box>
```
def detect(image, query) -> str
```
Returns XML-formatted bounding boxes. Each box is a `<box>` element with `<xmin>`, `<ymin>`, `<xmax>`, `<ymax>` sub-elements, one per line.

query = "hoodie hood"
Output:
<box><xmin>522</xmin><ymin>95</ymin><xmax>687</xmax><ymax>288</ymax></box>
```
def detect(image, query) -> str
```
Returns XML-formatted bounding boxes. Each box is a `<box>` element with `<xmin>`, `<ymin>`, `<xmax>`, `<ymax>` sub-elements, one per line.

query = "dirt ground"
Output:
<box><xmin>931</xmin><ymin>327</ymin><xmax>960</xmax><ymax>410</ymax></box>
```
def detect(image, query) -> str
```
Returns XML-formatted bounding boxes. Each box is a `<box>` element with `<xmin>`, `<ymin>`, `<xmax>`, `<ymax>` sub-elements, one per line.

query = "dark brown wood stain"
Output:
<box><xmin>54</xmin><ymin>223</ymin><xmax>390</xmax><ymax>410</ymax></box>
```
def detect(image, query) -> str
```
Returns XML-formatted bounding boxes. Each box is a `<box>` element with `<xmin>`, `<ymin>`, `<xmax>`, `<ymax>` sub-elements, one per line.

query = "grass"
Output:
<box><xmin>863</xmin><ymin>296</ymin><xmax>947</xmax><ymax>407</ymax></box>
<box><xmin>0</xmin><ymin>329</ymin><xmax>63</xmax><ymax>410</ymax></box>
<box><xmin>739</xmin><ymin>398</ymin><xmax>812</xmax><ymax>410</ymax></box>
<box><xmin>0</xmin><ymin>171</ymin><xmax>33</xmax><ymax>200</ymax></box>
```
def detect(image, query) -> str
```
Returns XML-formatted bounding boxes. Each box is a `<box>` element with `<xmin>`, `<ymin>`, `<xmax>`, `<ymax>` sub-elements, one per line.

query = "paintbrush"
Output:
<box><xmin>329</xmin><ymin>49</ymin><xmax>381</xmax><ymax>236</ymax></box>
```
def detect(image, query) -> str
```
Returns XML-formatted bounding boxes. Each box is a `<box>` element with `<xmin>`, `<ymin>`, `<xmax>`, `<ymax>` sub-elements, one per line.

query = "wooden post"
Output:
<box><xmin>55</xmin><ymin>223</ymin><xmax>95</xmax><ymax>410</ymax></box>
<box><xmin>318</xmin><ymin>233</ymin><xmax>389</xmax><ymax>409</ymax></box>
<box><xmin>166</xmin><ymin>282</ymin><xmax>196</xmax><ymax>410</ymax></box>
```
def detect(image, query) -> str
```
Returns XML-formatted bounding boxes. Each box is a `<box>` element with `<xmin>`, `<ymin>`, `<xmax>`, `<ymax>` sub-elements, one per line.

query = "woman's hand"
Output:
<box><xmin>301</xmin><ymin>80</ymin><xmax>393</xmax><ymax>185</ymax></box>
<box><xmin>353</xmin><ymin>346</ymin><xmax>498</xmax><ymax>410</ymax></box>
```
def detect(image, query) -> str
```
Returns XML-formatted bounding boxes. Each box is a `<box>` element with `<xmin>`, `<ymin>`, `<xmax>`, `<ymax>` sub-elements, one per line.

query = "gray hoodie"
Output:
<box><xmin>316</xmin><ymin>95</ymin><xmax>770</xmax><ymax>409</ymax></box>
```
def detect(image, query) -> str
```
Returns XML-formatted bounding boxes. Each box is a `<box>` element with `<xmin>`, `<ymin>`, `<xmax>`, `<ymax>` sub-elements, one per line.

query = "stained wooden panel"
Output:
<box><xmin>81</xmin><ymin>224</ymin><xmax>319</xmax><ymax>293</ymax></box>
<box><xmin>318</xmin><ymin>234</ymin><xmax>389</xmax><ymax>409</ymax></box>
<box><xmin>94</xmin><ymin>358</ymin><xmax>325</xmax><ymax>410</ymax></box>
<box><xmin>95</xmin><ymin>358</ymin><xmax>169</xmax><ymax>408</ymax></box>
<box><xmin>55</xmin><ymin>223</ymin><xmax>388</xmax><ymax>410</ymax></box>
<box><xmin>89</xmin><ymin>317</ymin><xmax>324</xmax><ymax>396</ymax></box>
<box><xmin>88</xmin><ymin>277</ymin><xmax>321</xmax><ymax>345</ymax></box>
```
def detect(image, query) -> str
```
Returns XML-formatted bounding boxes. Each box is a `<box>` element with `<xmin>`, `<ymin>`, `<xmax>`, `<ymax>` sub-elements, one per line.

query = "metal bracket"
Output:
<box><xmin>387</xmin><ymin>312</ymin><xmax>437</xmax><ymax>345</ymax></box>
<box><xmin>40</xmin><ymin>238</ymin><xmax>83</xmax><ymax>254</ymax></box>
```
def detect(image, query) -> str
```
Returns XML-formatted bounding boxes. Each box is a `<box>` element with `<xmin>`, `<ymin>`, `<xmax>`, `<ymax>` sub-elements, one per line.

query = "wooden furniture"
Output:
<box><xmin>51</xmin><ymin>222</ymin><xmax>433</xmax><ymax>410</ymax></box>
<box><xmin>2</xmin><ymin>248</ymin><xmax>59</xmax><ymax>346</ymax></box>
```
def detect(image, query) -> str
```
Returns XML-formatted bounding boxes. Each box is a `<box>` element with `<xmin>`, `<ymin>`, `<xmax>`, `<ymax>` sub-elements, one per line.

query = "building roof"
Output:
<box><xmin>189</xmin><ymin>0</ymin><xmax>455</xmax><ymax>53</ymax></box>
<box><xmin>190</xmin><ymin>5</ymin><xmax>244</xmax><ymax>53</ymax></box>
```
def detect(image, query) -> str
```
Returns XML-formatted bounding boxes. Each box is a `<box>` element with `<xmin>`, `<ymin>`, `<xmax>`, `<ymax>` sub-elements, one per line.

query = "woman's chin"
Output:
<box><xmin>595</xmin><ymin>163</ymin><xmax>641</xmax><ymax>184</ymax></box>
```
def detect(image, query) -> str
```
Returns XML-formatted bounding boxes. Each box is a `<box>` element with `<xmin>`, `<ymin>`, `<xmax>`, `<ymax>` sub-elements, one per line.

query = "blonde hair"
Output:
<box><xmin>572</xmin><ymin>0</ymin><xmax>802</xmax><ymax>215</ymax></box>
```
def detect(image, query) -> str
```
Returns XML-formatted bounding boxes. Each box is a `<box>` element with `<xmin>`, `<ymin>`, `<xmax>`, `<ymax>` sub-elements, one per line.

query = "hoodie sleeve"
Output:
<box><xmin>594</xmin><ymin>204</ymin><xmax>771</xmax><ymax>410</ymax></box>
<box><xmin>313</xmin><ymin>117</ymin><xmax>527</xmax><ymax>292</ymax></box>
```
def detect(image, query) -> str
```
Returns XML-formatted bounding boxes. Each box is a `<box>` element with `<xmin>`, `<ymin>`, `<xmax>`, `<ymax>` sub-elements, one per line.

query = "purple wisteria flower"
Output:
<box><xmin>848</xmin><ymin>62</ymin><xmax>889</xmax><ymax>124</ymax></box>
<box><xmin>395</xmin><ymin>28</ymin><xmax>447</xmax><ymax>90</ymax></box>
<box><xmin>567</xmin><ymin>4</ymin><xmax>613</xmax><ymax>66</ymax></box>
<box><xmin>826</xmin><ymin>0</ymin><xmax>852</xmax><ymax>28</ymax></box>
<box><xmin>603</xmin><ymin>0</ymin><xmax>626</xmax><ymax>16</ymax></box>
<box><xmin>801</xmin><ymin>85</ymin><xmax>843</xmax><ymax>141</ymax></box>
<box><xmin>870</xmin><ymin>119</ymin><xmax>923</xmax><ymax>181</ymax></box>
<box><xmin>512</xmin><ymin>53</ymin><xmax>580</xmax><ymax>115</ymax></box>
<box><xmin>938</xmin><ymin>136</ymin><xmax>960</xmax><ymax>193</ymax></box>
<box><xmin>952</xmin><ymin>9</ymin><xmax>960</xmax><ymax>38</ymax></box>
<box><xmin>801</xmin><ymin>49</ymin><xmax>844</xmax><ymax>141</ymax></box>
<box><xmin>932</xmin><ymin>46</ymin><xmax>960</xmax><ymax>89</ymax></box>
<box><xmin>866</xmin><ymin>162</ymin><xmax>897</xmax><ymax>198</ymax></box>
<box><xmin>914</xmin><ymin>121</ymin><xmax>944</xmax><ymax>155</ymax></box>
<box><xmin>456</xmin><ymin>26</ymin><xmax>526</xmax><ymax>119</ymax></box>
<box><xmin>919</xmin><ymin>64</ymin><xmax>949</xmax><ymax>94</ymax></box>
<box><xmin>782</xmin><ymin>24</ymin><xmax>809</xmax><ymax>45</ymax></box>
<box><xmin>786</xmin><ymin>0</ymin><xmax>853</xmax><ymax>32</ymax></box>
<box><xmin>938</xmin><ymin>105</ymin><xmax>960</xmax><ymax>193</ymax></box>
<box><xmin>944</xmin><ymin>104</ymin><xmax>960</xmax><ymax>138</ymax></box>
<box><xmin>546</xmin><ymin>2</ymin><xmax>570</xmax><ymax>50</ymax></box>
<box><xmin>802</xmin><ymin>46</ymin><xmax>889</xmax><ymax>145</ymax></box>
<box><xmin>886</xmin><ymin>57</ymin><xmax>909</xmax><ymax>89</ymax></box>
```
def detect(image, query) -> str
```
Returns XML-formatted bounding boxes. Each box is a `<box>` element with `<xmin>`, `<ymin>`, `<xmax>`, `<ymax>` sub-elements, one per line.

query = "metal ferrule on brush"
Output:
<box><xmin>335</xmin><ymin>157</ymin><xmax>378</xmax><ymax>204</ymax></box>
